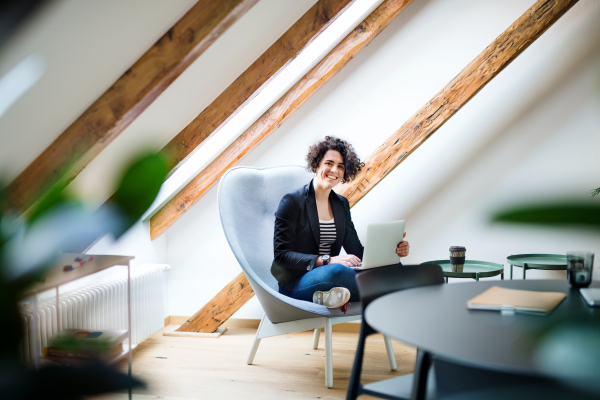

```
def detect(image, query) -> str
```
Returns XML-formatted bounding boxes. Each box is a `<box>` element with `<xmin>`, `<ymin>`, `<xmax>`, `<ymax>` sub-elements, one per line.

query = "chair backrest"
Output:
<box><xmin>218</xmin><ymin>166</ymin><xmax>313</xmax><ymax>292</ymax></box>
<box><xmin>356</xmin><ymin>264</ymin><xmax>444</xmax><ymax>311</ymax></box>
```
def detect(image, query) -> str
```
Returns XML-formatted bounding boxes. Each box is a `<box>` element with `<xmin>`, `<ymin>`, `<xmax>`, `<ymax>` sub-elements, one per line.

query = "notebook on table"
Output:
<box><xmin>467</xmin><ymin>286</ymin><xmax>566</xmax><ymax>315</ymax></box>
<box><xmin>350</xmin><ymin>220</ymin><xmax>405</xmax><ymax>270</ymax></box>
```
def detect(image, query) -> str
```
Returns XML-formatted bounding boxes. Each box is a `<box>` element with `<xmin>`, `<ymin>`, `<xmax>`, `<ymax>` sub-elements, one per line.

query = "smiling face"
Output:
<box><xmin>314</xmin><ymin>150</ymin><xmax>345</xmax><ymax>190</ymax></box>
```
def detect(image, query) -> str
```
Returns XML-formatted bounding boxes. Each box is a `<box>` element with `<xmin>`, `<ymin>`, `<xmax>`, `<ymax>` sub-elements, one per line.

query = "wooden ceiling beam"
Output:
<box><xmin>150</xmin><ymin>0</ymin><xmax>415</xmax><ymax>240</ymax></box>
<box><xmin>157</xmin><ymin>0</ymin><xmax>356</xmax><ymax>173</ymax></box>
<box><xmin>176</xmin><ymin>0</ymin><xmax>578</xmax><ymax>332</ymax></box>
<box><xmin>6</xmin><ymin>0</ymin><xmax>259</xmax><ymax>212</ymax></box>
<box><xmin>337</xmin><ymin>0</ymin><xmax>578</xmax><ymax>205</ymax></box>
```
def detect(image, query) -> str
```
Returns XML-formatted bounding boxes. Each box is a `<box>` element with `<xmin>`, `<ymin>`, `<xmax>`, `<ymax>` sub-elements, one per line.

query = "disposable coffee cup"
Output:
<box><xmin>449</xmin><ymin>246</ymin><xmax>466</xmax><ymax>273</ymax></box>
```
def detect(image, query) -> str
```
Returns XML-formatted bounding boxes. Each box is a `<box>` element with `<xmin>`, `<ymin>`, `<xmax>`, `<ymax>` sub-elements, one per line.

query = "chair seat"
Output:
<box><xmin>246</xmin><ymin>267</ymin><xmax>362</xmax><ymax>323</ymax></box>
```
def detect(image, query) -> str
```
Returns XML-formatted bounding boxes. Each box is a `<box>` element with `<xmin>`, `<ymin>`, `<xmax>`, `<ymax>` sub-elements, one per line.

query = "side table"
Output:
<box><xmin>23</xmin><ymin>253</ymin><xmax>135</xmax><ymax>399</ymax></box>
<box><xmin>506</xmin><ymin>254</ymin><xmax>567</xmax><ymax>280</ymax></box>
<box><xmin>421</xmin><ymin>260</ymin><xmax>504</xmax><ymax>283</ymax></box>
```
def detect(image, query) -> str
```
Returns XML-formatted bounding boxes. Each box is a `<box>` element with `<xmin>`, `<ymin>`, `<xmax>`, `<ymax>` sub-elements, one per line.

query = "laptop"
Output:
<box><xmin>351</xmin><ymin>220</ymin><xmax>406</xmax><ymax>270</ymax></box>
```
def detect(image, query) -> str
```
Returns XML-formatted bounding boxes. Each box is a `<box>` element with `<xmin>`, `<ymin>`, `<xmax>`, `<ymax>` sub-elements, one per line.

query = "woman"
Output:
<box><xmin>271</xmin><ymin>136</ymin><xmax>410</xmax><ymax>309</ymax></box>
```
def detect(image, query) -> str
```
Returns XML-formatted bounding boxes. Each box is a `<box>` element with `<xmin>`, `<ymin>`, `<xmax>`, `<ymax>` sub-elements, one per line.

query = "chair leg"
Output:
<box><xmin>346</xmin><ymin>322</ymin><xmax>368</xmax><ymax>400</ymax></box>
<box><xmin>325</xmin><ymin>318</ymin><xmax>333</xmax><ymax>389</ymax></box>
<box><xmin>383</xmin><ymin>334</ymin><xmax>397</xmax><ymax>370</ymax></box>
<box><xmin>411</xmin><ymin>349</ymin><xmax>432</xmax><ymax>400</ymax></box>
<box><xmin>247</xmin><ymin>314</ymin><xmax>265</xmax><ymax>365</ymax></box>
<box><xmin>312</xmin><ymin>328</ymin><xmax>320</xmax><ymax>349</ymax></box>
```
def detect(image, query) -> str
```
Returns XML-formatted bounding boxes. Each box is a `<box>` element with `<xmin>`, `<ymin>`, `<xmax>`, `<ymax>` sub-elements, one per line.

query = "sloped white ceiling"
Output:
<box><xmin>0</xmin><ymin>0</ymin><xmax>318</xmax><ymax>206</ymax></box>
<box><xmin>0</xmin><ymin>0</ymin><xmax>196</xmax><ymax>181</ymax></box>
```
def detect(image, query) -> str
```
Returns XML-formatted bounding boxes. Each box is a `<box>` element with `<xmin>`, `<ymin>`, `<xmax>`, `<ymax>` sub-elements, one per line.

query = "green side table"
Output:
<box><xmin>421</xmin><ymin>260</ymin><xmax>504</xmax><ymax>283</ymax></box>
<box><xmin>506</xmin><ymin>254</ymin><xmax>567</xmax><ymax>280</ymax></box>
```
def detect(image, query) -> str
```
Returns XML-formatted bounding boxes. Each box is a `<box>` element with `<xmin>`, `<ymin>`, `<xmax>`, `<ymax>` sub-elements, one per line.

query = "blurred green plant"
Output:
<box><xmin>494</xmin><ymin>203</ymin><xmax>600</xmax><ymax>228</ymax></box>
<box><xmin>112</xmin><ymin>152</ymin><xmax>168</xmax><ymax>229</ymax></box>
<box><xmin>0</xmin><ymin>151</ymin><xmax>167</xmax><ymax>399</ymax></box>
<box><xmin>590</xmin><ymin>187</ymin><xmax>600</xmax><ymax>198</ymax></box>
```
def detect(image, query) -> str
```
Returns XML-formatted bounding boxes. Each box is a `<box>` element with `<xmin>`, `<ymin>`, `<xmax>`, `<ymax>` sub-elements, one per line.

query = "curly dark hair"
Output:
<box><xmin>306</xmin><ymin>136</ymin><xmax>364</xmax><ymax>183</ymax></box>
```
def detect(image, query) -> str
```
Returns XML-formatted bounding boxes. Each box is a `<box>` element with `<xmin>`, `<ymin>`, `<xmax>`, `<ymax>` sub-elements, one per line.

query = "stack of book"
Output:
<box><xmin>44</xmin><ymin>329</ymin><xmax>127</xmax><ymax>363</ymax></box>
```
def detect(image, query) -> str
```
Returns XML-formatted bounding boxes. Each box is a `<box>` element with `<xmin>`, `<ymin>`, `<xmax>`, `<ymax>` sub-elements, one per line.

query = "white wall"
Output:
<box><xmin>165</xmin><ymin>0</ymin><xmax>600</xmax><ymax>319</ymax></box>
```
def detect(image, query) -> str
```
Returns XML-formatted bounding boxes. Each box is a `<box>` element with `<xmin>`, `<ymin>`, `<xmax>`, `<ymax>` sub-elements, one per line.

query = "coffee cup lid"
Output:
<box><xmin>450</xmin><ymin>246</ymin><xmax>466</xmax><ymax>252</ymax></box>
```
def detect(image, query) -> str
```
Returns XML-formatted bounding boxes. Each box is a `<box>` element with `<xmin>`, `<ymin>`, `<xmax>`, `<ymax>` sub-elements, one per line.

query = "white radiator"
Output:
<box><xmin>20</xmin><ymin>264</ymin><xmax>167</xmax><ymax>362</ymax></box>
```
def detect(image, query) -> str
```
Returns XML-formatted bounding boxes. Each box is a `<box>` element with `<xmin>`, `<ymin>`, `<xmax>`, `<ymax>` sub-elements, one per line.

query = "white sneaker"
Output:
<box><xmin>313</xmin><ymin>287</ymin><xmax>351</xmax><ymax>308</ymax></box>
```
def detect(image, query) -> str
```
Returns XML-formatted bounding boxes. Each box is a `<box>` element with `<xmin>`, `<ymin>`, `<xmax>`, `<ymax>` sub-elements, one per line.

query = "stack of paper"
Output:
<box><xmin>467</xmin><ymin>286</ymin><xmax>566</xmax><ymax>314</ymax></box>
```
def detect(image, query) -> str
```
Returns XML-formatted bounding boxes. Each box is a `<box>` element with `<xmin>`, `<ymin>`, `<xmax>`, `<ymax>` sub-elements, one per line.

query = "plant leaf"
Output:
<box><xmin>493</xmin><ymin>204</ymin><xmax>600</xmax><ymax>228</ymax></box>
<box><xmin>112</xmin><ymin>153</ymin><xmax>167</xmax><ymax>230</ymax></box>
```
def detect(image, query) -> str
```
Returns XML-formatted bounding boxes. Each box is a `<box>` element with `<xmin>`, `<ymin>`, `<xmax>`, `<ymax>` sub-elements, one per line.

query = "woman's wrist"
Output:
<box><xmin>315</xmin><ymin>256</ymin><xmax>323</xmax><ymax>268</ymax></box>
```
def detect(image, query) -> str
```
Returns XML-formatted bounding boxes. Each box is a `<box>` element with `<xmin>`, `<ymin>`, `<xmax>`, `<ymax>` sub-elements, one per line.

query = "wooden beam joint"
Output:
<box><xmin>176</xmin><ymin>272</ymin><xmax>254</xmax><ymax>333</ymax></box>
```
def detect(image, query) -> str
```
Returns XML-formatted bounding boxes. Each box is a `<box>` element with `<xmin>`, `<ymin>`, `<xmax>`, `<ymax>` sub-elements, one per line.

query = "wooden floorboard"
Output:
<box><xmin>87</xmin><ymin>325</ymin><xmax>416</xmax><ymax>400</ymax></box>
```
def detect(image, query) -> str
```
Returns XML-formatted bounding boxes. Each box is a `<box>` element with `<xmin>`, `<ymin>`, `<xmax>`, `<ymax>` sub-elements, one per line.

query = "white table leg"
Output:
<box><xmin>325</xmin><ymin>318</ymin><xmax>333</xmax><ymax>388</ymax></box>
<box><xmin>32</xmin><ymin>294</ymin><xmax>39</xmax><ymax>369</ymax></box>
<box><xmin>56</xmin><ymin>286</ymin><xmax>61</xmax><ymax>332</ymax></box>
<box><xmin>127</xmin><ymin>261</ymin><xmax>132</xmax><ymax>400</ymax></box>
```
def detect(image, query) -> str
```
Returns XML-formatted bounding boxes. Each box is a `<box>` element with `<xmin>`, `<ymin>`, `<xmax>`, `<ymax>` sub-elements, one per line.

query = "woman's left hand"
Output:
<box><xmin>396</xmin><ymin>232</ymin><xmax>409</xmax><ymax>257</ymax></box>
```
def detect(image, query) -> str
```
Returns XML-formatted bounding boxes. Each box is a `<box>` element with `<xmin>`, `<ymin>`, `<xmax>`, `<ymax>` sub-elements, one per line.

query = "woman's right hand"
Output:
<box><xmin>330</xmin><ymin>254</ymin><xmax>361</xmax><ymax>267</ymax></box>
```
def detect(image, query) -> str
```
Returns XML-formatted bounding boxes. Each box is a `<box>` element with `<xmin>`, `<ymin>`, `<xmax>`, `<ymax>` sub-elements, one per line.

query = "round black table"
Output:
<box><xmin>365</xmin><ymin>280</ymin><xmax>600</xmax><ymax>377</ymax></box>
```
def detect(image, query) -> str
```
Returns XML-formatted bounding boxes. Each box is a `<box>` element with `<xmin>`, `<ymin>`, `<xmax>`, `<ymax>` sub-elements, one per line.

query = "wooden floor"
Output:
<box><xmin>89</xmin><ymin>325</ymin><xmax>417</xmax><ymax>400</ymax></box>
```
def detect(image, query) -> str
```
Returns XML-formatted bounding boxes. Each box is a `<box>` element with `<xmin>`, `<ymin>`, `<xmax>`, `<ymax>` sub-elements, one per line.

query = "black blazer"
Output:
<box><xmin>271</xmin><ymin>179</ymin><xmax>364</xmax><ymax>286</ymax></box>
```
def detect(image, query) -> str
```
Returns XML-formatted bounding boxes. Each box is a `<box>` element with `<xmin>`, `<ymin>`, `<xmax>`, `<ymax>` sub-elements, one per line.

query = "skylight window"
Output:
<box><xmin>144</xmin><ymin>0</ymin><xmax>384</xmax><ymax>219</ymax></box>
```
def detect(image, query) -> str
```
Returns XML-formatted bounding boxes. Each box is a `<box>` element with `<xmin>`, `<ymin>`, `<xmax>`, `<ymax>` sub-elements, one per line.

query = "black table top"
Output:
<box><xmin>365</xmin><ymin>279</ymin><xmax>600</xmax><ymax>377</ymax></box>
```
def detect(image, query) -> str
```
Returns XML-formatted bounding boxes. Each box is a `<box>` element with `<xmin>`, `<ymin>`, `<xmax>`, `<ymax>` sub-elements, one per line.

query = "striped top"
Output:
<box><xmin>318</xmin><ymin>217</ymin><xmax>336</xmax><ymax>256</ymax></box>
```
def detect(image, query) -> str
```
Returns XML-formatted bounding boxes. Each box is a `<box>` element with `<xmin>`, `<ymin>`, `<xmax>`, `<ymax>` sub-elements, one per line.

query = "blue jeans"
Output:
<box><xmin>279</xmin><ymin>263</ymin><xmax>360</xmax><ymax>302</ymax></box>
